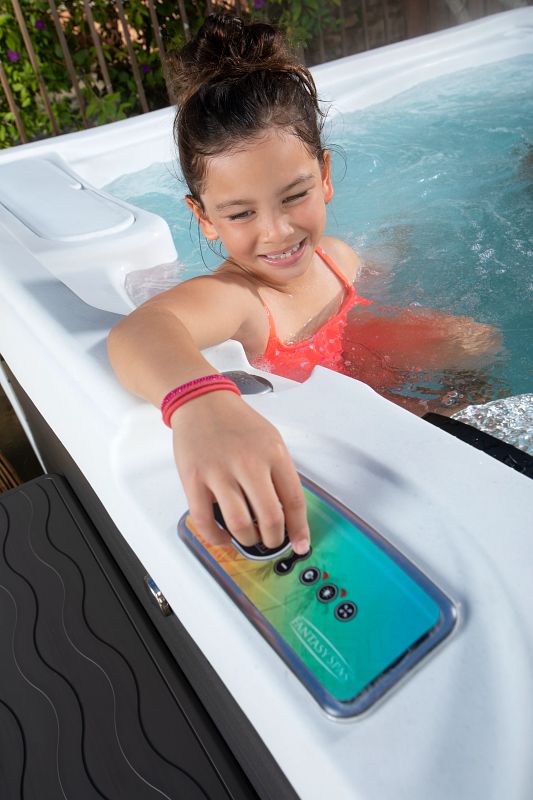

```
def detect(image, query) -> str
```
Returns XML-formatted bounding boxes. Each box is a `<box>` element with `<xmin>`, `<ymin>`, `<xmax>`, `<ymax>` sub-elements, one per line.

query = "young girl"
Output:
<box><xmin>108</xmin><ymin>13</ymin><xmax>500</xmax><ymax>556</ymax></box>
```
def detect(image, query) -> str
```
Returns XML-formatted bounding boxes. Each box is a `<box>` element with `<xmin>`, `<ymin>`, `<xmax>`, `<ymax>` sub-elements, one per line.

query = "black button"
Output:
<box><xmin>335</xmin><ymin>601</ymin><xmax>357</xmax><ymax>621</ymax></box>
<box><xmin>300</xmin><ymin>567</ymin><xmax>320</xmax><ymax>585</ymax></box>
<box><xmin>274</xmin><ymin>558</ymin><xmax>294</xmax><ymax>576</ymax></box>
<box><xmin>317</xmin><ymin>584</ymin><xmax>338</xmax><ymax>603</ymax></box>
<box><xmin>274</xmin><ymin>547</ymin><xmax>312</xmax><ymax>576</ymax></box>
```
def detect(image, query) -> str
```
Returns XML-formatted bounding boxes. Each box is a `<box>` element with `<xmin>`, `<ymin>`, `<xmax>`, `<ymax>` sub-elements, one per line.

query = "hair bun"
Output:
<box><xmin>169</xmin><ymin>13</ymin><xmax>292</xmax><ymax>106</ymax></box>
<box><xmin>200</xmin><ymin>12</ymin><xmax>245</xmax><ymax>41</ymax></box>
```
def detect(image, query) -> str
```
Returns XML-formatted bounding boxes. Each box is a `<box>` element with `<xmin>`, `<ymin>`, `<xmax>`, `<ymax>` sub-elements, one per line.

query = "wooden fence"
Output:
<box><xmin>0</xmin><ymin>0</ymin><xmax>530</xmax><ymax>147</ymax></box>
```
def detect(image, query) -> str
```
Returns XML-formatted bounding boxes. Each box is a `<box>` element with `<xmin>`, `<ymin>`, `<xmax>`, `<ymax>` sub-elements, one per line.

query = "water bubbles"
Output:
<box><xmin>440</xmin><ymin>390</ymin><xmax>464</xmax><ymax>407</ymax></box>
<box><xmin>479</xmin><ymin>247</ymin><xmax>496</xmax><ymax>263</ymax></box>
<box><xmin>125</xmin><ymin>261</ymin><xmax>186</xmax><ymax>306</ymax></box>
<box><xmin>453</xmin><ymin>394</ymin><xmax>533</xmax><ymax>455</ymax></box>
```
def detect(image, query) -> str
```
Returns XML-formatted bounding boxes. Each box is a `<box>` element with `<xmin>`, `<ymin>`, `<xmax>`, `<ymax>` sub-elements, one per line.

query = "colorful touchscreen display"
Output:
<box><xmin>178</xmin><ymin>479</ymin><xmax>456</xmax><ymax>717</ymax></box>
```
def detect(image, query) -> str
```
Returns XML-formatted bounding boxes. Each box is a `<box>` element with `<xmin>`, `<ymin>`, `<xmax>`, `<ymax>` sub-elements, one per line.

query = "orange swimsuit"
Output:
<box><xmin>251</xmin><ymin>246</ymin><xmax>372</xmax><ymax>382</ymax></box>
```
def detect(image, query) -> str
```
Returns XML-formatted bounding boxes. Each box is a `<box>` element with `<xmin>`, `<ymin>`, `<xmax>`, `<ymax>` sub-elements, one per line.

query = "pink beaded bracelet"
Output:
<box><xmin>161</xmin><ymin>377</ymin><xmax>240</xmax><ymax>427</ymax></box>
<box><xmin>160</xmin><ymin>374</ymin><xmax>229</xmax><ymax>416</ymax></box>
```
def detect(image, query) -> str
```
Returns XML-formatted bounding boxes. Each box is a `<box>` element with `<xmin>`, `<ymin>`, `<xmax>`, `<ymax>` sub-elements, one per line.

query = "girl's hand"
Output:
<box><xmin>441</xmin><ymin>315</ymin><xmax>502</xmax><ymax>362</ymax></box>
<box><xmin>171</xmin><ymin>391</ymin><xmax>310</xmax><ymax>555</ymax></box>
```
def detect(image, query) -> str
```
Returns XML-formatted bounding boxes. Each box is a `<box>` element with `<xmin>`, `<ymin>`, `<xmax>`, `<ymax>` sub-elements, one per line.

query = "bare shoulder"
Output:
<box><xmin>145</xmin><ymin>269</ymin><xmax>255</xmax><ymax>311</ymax></box>
<box><xmin>319</xmin><ymin>236</ymin><xmax>362</xmax><ymax>283</ymax></box>
<box><xmin>138</xmin><ymin>268</ymin><xmax>263</xmax><ymax>349</ymax></box>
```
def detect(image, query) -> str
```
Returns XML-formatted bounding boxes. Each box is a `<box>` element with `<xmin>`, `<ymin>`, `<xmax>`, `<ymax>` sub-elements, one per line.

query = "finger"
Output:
<box><xmin>271</xmin><ymin>464</ymin><xmax>310</xmax><ymax>555</ymax></box>
<box><xmin>185</xmin><ymin>480</ymin><xmax>229</xmax><ymax>548</ymax></box>
<box><xmin>243</xmin><ymin>476</ymin><xmax>286</xmax><ymax>550</ymax></box>
<box><xmin>213</xmin><ymin>483</ymin><xmax>262</xmax><ymax>547</ymax></box>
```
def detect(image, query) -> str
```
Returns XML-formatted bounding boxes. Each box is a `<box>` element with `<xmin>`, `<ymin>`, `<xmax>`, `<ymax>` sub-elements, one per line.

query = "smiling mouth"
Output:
<box><xmin>261</xmin><ymin>239</ymin><xmax>306</xmax><ymax>263</ymax></box>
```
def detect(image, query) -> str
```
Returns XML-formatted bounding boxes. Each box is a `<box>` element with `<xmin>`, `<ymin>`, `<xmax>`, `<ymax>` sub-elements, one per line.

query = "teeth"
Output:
<box><xmin>265</xmin><ymin>242</ymin><xmax>301</xmax><ymax>261</ymax></box>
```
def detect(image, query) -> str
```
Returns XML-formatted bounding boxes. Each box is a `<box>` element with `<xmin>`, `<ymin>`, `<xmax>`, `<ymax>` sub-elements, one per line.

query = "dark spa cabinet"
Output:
<box><xmin>0</xmin><ymin>364</ymin><xmax>299</xmax><ymax>800</ymax></box>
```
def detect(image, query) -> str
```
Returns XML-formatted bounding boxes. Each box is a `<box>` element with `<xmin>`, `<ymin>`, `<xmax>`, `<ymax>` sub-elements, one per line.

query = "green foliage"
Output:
<box><xmin>0</xmin><ymin>0</ymin><xmax>342</xmax><ymax>149</ymax></box>
<box><xmin>256</xmin><ymin>0</ymin><xmax>341</xmax><ymax>51</ymax></box>
<box><xmin>84</xmin><ymin>89</ymin><xmax>134</xmax><ymax>126</ymax></box>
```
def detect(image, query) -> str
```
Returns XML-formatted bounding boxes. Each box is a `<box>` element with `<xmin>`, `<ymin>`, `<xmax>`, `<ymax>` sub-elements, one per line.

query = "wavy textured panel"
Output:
<box><xmin>0</xmin><ymin>476</ymin><xmax>243</xmax><ymax>800</ymax></box>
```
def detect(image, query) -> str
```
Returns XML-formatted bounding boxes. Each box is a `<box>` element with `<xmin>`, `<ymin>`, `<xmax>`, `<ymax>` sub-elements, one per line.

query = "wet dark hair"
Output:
<box><xmin>168</xmin><ymin>13</ymin><xmax>326</xmax><ymax>205</ymax></box>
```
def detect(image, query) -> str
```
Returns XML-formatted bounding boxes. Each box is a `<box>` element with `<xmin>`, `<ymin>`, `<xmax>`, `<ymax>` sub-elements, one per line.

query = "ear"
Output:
<box><xmin>321</xmin><ymin>151</ymin><xmax>334</xmax><ymax>204</ymax></box>
<box><xmin>185</xmin><ymin>195</ymin><xmax>219</xmax><ymax>240</ymax></box>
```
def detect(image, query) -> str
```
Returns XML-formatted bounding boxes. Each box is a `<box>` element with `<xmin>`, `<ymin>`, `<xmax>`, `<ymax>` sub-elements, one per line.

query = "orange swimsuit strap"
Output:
<box><xmin>250</xmin><ymin>246</ymin><xmax>371</xmax><ymax>382</ymax></box>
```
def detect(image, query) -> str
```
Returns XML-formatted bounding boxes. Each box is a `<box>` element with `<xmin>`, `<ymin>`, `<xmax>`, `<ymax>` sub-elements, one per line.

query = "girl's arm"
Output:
<box><xmin>344</xmin><ymin>305</ymin><xmax>502</xmax><ymax>372</ymax></box>
<box><xmin>343</xmin><ymin>305</ymin><xmax>503</xmax><ymax>415</ymax></box>
<box><xmin>107</xmin><ymin>278</ymin><xmax>310</xmax><ymax>555</ymax></box>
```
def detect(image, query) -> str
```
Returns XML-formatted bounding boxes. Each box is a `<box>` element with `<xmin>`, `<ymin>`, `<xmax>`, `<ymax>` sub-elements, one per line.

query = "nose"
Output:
<box><xmin>261</xmin><ymin>209</ymin><xmax>294</xmax><ymax>244</ymax></box>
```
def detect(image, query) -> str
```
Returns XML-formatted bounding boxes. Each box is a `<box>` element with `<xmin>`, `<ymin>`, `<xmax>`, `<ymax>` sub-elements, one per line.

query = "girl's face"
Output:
<box><xmin>186</xmin><ymin>128</ymin><xmax>333</xmax><ymax>287</ymax></box>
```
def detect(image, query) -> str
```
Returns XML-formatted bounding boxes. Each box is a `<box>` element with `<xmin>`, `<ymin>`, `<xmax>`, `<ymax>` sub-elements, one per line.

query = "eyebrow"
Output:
<box><xmin>215</xmin><ymin>173</ymin><xmax>315</xmax><ymax>211</ymax></box>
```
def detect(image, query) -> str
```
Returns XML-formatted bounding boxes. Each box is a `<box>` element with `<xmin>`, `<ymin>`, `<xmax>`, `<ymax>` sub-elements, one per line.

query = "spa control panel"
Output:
<box><xmin>178</xmin><ymin>477</ymin><xmax>457</xmax><ymax>718</ymax></box>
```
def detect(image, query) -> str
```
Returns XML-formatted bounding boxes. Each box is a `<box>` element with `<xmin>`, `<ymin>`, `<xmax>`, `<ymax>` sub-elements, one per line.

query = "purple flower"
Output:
<box><xmin>35</xmin><ymin>19</ymin><xmax>45</xmax><ymax>31</ymax></box>
<box><xmin>140</xmin><ymin>63</ymin><xmax>151</xmax><ymax>74</ymax></box>
<box><xmin>7</xmin><ymin>49</ymin><xmax>19</xmax><ymax>63</ymax></box>
<box><xmin>253</xmin><ymin>0</ymin><xmax>265</xmax><ymax>8</ymax></box>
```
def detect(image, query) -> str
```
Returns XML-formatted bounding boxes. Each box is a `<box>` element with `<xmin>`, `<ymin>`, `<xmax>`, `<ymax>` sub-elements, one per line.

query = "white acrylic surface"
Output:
<box><xmin>0</xmin><ymin>153</ymin><xmax>176</xmax><ymax>313</ymax></box>
<box><xmin>0</xmin><ymin>157</ymin><xmax>134</xmax><ymax>240</ymax></box>
<box><xmin>1</xmin><ymin>10</ymin><xmax>533</xmax><ymax>799</ymax></box>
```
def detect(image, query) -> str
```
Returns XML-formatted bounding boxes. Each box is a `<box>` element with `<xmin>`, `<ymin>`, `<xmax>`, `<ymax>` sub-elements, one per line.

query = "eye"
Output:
<box><xmin>283</xmin><ymin>190</ymin><xmax>309</xmax><ymax>204</ymax></box>
<box><xmin>228</xmin><ymin>210</ymin><xmax>254</xmax><ymax>221</ymax></box>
